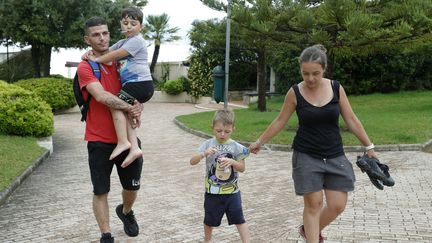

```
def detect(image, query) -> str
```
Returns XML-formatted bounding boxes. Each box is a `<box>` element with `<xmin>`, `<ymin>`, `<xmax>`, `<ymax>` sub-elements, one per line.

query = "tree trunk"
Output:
<box><xmin>257</xmin><ymin>48</ymin><xmax>267</xmax><ymax>112</ymax></box>
<box><xmin>31</xmin><ymin>43</ymin><xmax>42</xmax><ymax>78</ymax></box>
<box><xmin>150</xmin><ymin>44</ymin><xmax>160</xmax><ymax>74</ymax></box>
<box><xmin>30</xmin><ymin>43</ymin><xmax>52</xmax><ymax>77</ymax></box>
<box><xmin>41</xmin><ymin>45</ymin><xmax>52</xmax><ymax>77</ymax></box>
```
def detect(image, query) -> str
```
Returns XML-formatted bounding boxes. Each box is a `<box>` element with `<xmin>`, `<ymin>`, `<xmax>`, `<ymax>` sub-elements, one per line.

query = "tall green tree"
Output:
<box><xmin>202</xmin><ymin>0</ymin><xmax>308</xmax><ymax>111</ymax></box>
<box><xmin>143</xmin><ymin>13</ymin><xmax>181</xmax><ymax>75</ymax></box>
<box><xmin>0</xmin><ymin>0</ymin><xmax>147</xmax><ymax>78</ymax></box>
<box><xmin>306</xmin><ymin>0</ymin><xmax>432</xmax><ymax>75</ymax></box>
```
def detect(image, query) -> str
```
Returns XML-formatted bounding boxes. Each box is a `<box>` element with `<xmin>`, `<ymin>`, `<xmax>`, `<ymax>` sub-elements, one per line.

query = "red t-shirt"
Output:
<box><xmin>77</xmin><ymin>61</ymin><xmax>121</xmax><ymax>143</ymax></box>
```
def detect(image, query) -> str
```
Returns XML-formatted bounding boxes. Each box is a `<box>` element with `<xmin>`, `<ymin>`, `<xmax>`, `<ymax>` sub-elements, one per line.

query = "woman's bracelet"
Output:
<box><xmin>255</xmin><ymin>139</ymin><xmax>262</xmax><ymax>146</ymax></box>
<box><xmin>365</xmin><ymin>143</ymin><xmax>375</xmax><ymax>151</ymax></box>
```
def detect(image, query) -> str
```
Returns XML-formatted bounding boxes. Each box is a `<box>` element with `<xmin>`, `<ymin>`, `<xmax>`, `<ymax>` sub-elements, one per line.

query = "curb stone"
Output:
<box><xmin>0</xmin><ymin>137</ymin><xmax>53</xmax><ymax>206</ymax></box>
<box><xmin>0</xmin><ymin>150</ymin><xmax>51</xmax><ymax>206</ymax></box>
<box><xmin>422</xmin><ymin>139</ymin><xmax>432</xmax><ymax>152</ymax></box>
<box><xmin>173</xmin><ymin>119</ymin><xmax>211</xmax><ymax>140</ymax></box>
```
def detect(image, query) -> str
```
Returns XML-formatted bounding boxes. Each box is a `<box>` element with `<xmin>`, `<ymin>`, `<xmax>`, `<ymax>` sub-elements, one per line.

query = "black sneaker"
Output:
<box><xmin>369</xmin><ymin>177</ymin><xmax>384</xmax><ymax>190</ymax></box>
<box><xmin>100</xmin><ymin>233</ymin><xmax>114</xmax><ymax>243</ymax></box>
<box><xmin>116</xmin><ymin>204</ymin><xmax>139</xmax><ymax>237</ymax></box>
<box><xmin>356</xmin><ymin>154</ymin><xmax>395</xmax><ymax>189</ymax></box>
<box><xmin>376</xmin><ymin>162</ymin><xmax>395</xmax><ymax>187</ymax></box>
<box><xmin>356</xmin><ymin>154</ymin><xmax>387</xmax><ymax>181</ymax></box>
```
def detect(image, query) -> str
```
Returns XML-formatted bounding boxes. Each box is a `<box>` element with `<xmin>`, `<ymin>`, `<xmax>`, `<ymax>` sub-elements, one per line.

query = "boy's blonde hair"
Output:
<box><xmin>212</xmin><ymin>109</ymin><xmax>235</xmax><ymax>127</ymax></box>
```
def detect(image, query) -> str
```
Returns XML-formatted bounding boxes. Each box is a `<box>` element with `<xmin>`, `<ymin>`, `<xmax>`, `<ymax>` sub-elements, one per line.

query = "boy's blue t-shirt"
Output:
<box><xmin>198</xmin><ymin>138</ymin><xmax>249</xmax><ymax>194</ymax></box>
<box><xmin>110</xmin><ymin>34</ymin><xmax>152</xmax><ymax>85</ymax></box>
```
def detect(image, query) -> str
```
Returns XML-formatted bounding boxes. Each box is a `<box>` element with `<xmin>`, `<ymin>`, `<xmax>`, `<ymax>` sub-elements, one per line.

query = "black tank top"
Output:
<box><xmin>292</xmin><ymin>80</ymin><xmax>344</xmax><ymax>159</ymax></box>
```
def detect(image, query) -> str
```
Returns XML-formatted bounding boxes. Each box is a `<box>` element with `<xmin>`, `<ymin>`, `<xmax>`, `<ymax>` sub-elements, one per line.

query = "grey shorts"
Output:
<box><xmin>292</xmin><ymin>150</ymin><xmax>355</xmax><ymax>195</ymax></box>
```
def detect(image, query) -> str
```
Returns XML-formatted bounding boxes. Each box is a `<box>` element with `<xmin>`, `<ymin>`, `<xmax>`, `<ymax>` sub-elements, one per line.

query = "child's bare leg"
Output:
<box><xmin>236</xmin><ymin>223</ymin><xmax>250</xmax><ymax>243</ymax></box>
<box><xmin>110</xmin><ymin>108</ymin><xmax>131</xmax><ymax>160</ymax></box>
<box><xmin>120</xmin><ymin>119</ymin><xmax>143</xmax><ymax>168</ymax></box>
<box><xmin>204</xmin><ymin>224</ymin><xmax>213</xmax><ymax>243</ymax></box>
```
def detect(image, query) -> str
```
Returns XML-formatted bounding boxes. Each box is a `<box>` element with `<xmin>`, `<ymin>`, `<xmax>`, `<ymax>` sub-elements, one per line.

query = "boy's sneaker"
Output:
<box><xmin>100</xmin><ymin>233</ymin><xmax>114</xmax><ymax>243</ymax></box>
<box><xmin>116</xmin><ymin>204</ymin><xmax>139</xmax><ymax>237</ymax></box>
<box><xmin>298</xmin><ymin>225</ymin><xmax>325</xmax><ymax>243</ymax></box>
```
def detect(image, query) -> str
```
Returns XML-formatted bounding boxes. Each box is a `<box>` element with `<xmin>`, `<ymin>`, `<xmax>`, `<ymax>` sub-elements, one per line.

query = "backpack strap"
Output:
<box><xmin>80</xmin><ymin>60</ymin><xmax>101</xmax><ymax>122</ymax></box>
<box><xmin>85</xmin><ymin>60</ymin><xmax>101</xmax><ymax>103</ymax></box>
<box><xmin>88</xmin><ymin>60</ymin><xmax>101</xmax><ymax>80</ymax></box>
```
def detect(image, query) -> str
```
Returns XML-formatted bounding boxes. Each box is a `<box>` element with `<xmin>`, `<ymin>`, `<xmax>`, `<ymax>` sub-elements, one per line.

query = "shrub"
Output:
<box><xmin>178</xmin><ymin>76</ymin><xmax>191</xmax><ymax>94</ymax></box>
<box><xmin>188</xmin><ymin>54</ymin><xmax>215</xmax><ymax>97</ymax></box>
<box><xmin>162</xmin><ymin>79</ymin><xmax>184</xmax><ymax>95</ymax></box>
<box><xmin>14</xmin><ymin>77</ymin><xmax>75</xmax><ymax>111</ymax></box>
<box><xmin>0</xmin><ymin>81</ymin><xmax>54</xmax><ymax>137</ymax></box>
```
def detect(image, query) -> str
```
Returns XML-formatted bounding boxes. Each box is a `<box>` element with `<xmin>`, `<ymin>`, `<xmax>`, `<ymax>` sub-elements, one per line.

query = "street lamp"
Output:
<box><xmin>224</xmin><ymin>0</ymin><xmax>231</xmax><ymax>110</ymax></box>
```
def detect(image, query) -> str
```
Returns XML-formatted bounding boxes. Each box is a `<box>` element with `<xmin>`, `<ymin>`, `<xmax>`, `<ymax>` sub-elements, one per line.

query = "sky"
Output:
<box><xmin>0</xmin><ymin>0</ymin><xmax>226</xmax><ymax>78</ymax></box>
<box><xmin>141</xmin><ymin>0</ymin><xmax>226</xmax><ymax>61</ymax></box>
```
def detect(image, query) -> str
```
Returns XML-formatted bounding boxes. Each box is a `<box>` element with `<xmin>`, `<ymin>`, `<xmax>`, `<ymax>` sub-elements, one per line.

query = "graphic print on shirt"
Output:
<box><xmin>118</xmin><ymin>57</ymin><xmax>139</xmax><ymax>84</ymax></box>
<box><xmin>213</xmin><ymin>152</ymin><xmax>234</xmax><ymax>182</ymax></box>
<box><xmin>201</xmin><ymin>139</ymin><xmax>249</xmax><ymax>195</ymax></box>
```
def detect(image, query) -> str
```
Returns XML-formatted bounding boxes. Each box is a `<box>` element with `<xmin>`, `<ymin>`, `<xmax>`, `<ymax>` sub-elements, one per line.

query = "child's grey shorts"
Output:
<box><xmin>292</xmin><ymin>150</ymin><xmax>355</xmax><ymax>195</ymax></box>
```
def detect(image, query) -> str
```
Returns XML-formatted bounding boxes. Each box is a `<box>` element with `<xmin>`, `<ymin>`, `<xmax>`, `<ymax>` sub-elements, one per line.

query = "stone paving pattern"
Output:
<box><xmin>0</xmin><ymin>102</ymin><xmax>432</xmax><ymax>243</ymax></box>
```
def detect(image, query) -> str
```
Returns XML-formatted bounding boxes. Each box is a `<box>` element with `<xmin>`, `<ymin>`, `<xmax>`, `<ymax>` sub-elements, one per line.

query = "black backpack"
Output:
<box><xmin>73</xmin><ymin>60</ymin><xmax>101</xmax><ymax>122</ymax></box>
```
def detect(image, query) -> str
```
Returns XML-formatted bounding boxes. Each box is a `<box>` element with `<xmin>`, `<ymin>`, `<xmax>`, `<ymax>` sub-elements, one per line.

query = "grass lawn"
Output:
<box><xmin>176</xmin><ymin>91</ymin><xmax>432</xmax><ymax>146</ymax></box>
<box><xmin>0</xmin><ymin>135</ymin><xmax>46</xmax><ymax>192</ymax></box>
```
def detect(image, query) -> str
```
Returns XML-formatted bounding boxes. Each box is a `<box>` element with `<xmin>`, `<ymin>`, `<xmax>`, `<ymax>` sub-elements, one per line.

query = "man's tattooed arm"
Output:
<box><xmin>85</xmin><ymin>82</ymin><xmax>131</xmax><ymax>111</ymax></box>
<box><xmin>105</xmin><ymin>95</ymin><xmax>131</xmax><ymax>110</ymax></box>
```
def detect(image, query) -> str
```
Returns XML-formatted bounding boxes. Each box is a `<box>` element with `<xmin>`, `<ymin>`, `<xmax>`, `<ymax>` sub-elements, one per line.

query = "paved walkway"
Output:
<box><xmin>1</xmin><ymin>102</ymin><xmax>432</xmax><ymax>243</ymax></box>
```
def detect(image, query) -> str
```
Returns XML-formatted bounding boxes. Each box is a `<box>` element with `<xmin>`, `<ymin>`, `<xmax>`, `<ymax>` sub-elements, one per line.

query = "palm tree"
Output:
<box><xmin>143</xmin><ymin>13</ymin><xmax>181</xmax><ymax>74</ymax></box>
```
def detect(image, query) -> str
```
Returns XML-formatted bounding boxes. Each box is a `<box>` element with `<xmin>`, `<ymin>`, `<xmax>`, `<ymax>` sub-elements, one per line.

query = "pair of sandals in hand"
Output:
<box><xmin>356</xmin><ymin>154</ymin><xmax>395</xmax><ymax>190</ymax></box>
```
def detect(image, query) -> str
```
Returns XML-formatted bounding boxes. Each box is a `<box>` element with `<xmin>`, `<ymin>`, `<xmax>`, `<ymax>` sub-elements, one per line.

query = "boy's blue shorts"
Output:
<box><xmin>204</xmin><ymin>192</ymin><xmax>245</xmax><ymax>226</ymax></box>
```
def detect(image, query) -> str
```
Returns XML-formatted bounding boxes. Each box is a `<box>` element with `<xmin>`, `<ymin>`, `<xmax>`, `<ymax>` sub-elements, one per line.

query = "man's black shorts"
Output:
<box><xmin>87</xmin><ymin>140</ymin><xmax>143</xmax><ymax>195</ymax></box>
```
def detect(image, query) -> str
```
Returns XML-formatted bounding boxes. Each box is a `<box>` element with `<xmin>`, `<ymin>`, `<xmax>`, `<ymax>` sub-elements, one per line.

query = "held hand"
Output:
<box><xmin>366</xmin><ymin>149</ymin><xmax>378</xmax><ymax>159</ymax></box>
<box><xmin>249</xmin><ymin>142</ymin><xmax>261</xmax><ymax>154</ymax></box>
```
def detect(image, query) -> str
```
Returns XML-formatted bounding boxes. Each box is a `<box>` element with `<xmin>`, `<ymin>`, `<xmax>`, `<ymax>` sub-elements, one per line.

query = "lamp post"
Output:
<box><xmin>224</xmin><ymin>0</ymin><xmax>231</xmax><ymax>110</ymax></box>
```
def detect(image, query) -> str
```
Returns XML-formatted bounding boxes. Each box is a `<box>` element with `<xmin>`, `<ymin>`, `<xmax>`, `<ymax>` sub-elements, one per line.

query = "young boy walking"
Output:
<box><xmin>190</xmin><ymin>109</ymin><xmax>251</xmax><ymax>243</ymax></box>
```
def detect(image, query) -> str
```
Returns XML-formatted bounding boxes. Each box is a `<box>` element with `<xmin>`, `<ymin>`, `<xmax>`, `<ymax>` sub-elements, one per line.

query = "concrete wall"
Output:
<box><xmin>150</xmin><ymin>91</ymin><xmax>211</xmax><ymax>104</ymax></box>
<box><xmin>153</xmin><ymin>61</ymin><xmax>188</xmax><ymax>81</ymax></box>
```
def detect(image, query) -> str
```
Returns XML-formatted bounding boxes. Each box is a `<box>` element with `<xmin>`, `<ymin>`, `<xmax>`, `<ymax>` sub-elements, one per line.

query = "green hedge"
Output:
<box><xmin>0</xmin><ymin>81</ymin><xmax>53</xmax><ymax>137</ymax></box>
<box><xmin>15</xmin><ymin>77</ymin><xmax>75</xmax><ymax>111</ymax></box>
<box><xmin>162</xmin><ymin>79</ymin><xmax>184</xmax><ymax>95</ymax></box>
<box><xmin>271</xmin><ymin>45</ymin><xmax>432</xmax><ymax>95</ymax></box>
